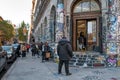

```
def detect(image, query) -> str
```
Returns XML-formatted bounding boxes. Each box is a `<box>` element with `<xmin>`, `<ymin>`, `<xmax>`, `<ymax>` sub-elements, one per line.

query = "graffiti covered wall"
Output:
<box><xmin>56</xmin><ymin>0</ymin><xmax>64</xmax><ymax>42</ymax></box>
<box><xmin>106</xmin><ymin>0</ymin><xmax>120</xmax><ymax>54</ymax></box>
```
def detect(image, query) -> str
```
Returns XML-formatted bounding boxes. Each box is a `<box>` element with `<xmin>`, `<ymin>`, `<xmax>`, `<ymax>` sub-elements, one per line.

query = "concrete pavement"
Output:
<box><xmin>1</xmin><ymin>53</ymin><xmax>120</xmax><ymax>80</ymax></box>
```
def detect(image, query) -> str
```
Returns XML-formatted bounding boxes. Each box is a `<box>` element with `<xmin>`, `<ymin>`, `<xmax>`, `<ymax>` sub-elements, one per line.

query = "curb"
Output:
<box><xmin>1</xmin><ymin>58</ymin><xmax>18</xmax><ymax>80</ymax></box>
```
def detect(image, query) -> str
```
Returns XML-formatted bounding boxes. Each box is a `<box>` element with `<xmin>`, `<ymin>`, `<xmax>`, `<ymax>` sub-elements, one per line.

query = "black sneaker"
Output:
<box><xmin>66</xmin><ymin>73</ymin><xmax>72</xmax><ymax>76</ymax></box>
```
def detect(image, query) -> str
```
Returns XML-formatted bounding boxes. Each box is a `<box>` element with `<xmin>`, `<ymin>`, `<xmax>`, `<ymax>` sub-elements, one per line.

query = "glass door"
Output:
<box><xmin>87</xmin><ymin>20</ymin><xmax>97</xmax><ymax>51</ymax></box>
<box><xmin>77</xmin><ymin>20</ymin><xmax>86</xmax><ymax>51</ymax></box>
<box><xmin>76</xmin><ymin>20</ymin><xmax>97</xmax><ymax>51</ymax></box>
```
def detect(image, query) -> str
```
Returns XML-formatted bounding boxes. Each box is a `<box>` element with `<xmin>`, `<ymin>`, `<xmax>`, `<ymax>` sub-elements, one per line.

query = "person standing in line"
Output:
<box><xmin>21</xmin><ymin>43</ymin><xmax>27</xmax><ymax>57</ymax></box>
<box><xmin>38</xmin><ymin>42</ymin><xmax>43</xmax><ymax>56</ymax></box>
<box><xmin>26</xmin><ymin>44</ymin><xmax>30</xmax><ymax>53</ymax></box>
<box><xmin>44</xmin><ymin>42</ymin><xmax>51</xmax><ymax>61</ymax></box>
<box><xmin>57</xmin><ymin>37</ymin><xmax>73</xmax><ymax>76</ymax></box>
<box><xmin>41</xmin><ymin>42</ymin><xmax>45</xmax><ymax>62</ymax></box>
<box><xmin>16</xmin><ymin>43</ymin><xmax>21</xmax><ymax>57</ymax></box>
<box><xmin>35</xmin><ymin>43</ymin><xmax>39</xmax><ymax>58</ymax></box>
<box><xmin>31</xmin><ymin>43</ymin><xmax>36</xmax><ymax>57</ymax></box>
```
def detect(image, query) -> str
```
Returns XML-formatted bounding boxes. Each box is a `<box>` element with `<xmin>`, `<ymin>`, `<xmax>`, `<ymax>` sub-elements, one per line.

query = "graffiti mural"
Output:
<box><xmin>56</xmin><ymin>0</ymin><xmax>64</xmax><ymax>42</ymax></box>
<box><xmin>106</xmin><ymin>0</ymin><xmax>119</xmax><ymax>54</ymax></box>
<box><xmin>107</xmin><ymin>43</ymin><xmax>117</xmax><ymax>54</ymax></box>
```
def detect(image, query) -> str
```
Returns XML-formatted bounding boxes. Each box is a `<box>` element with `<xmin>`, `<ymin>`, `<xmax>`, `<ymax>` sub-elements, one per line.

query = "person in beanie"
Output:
<box><xmin>57</xmin><ymin>37</ymin><xmax>73</xmax><ymax>76</ymax></box>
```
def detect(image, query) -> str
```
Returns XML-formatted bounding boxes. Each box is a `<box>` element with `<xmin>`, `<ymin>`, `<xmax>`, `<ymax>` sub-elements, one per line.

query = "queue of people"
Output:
<box><xmin>15</xmin><ymin>43</ymin><xmax>30</xmax><ymax>58</ymax></box>
<box><xmin>15</xmin><ymin>36</ymin><xmax>73</xmax><ymax>76</ymax></box>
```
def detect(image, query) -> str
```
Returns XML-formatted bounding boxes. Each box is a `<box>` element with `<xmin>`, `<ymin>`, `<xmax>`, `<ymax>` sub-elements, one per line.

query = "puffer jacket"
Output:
<box><xmin>57</xmin><ymin>38</ymin><xmax>73</xmax><ymax>60</ymax></box>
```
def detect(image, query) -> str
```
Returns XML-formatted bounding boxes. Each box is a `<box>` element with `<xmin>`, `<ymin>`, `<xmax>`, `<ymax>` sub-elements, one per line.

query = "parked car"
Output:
<box><xmin>2</xmin><ymin>45</ymin><xmax>16</xmax><ymax>63</ymax></box>
<box><xmin>0</xmin><ymin>46</ymin><xmax>7</xmax><ymax>72</ymax></box>
<box><xmin>12</xmin><ymin>43</ymin><xmax>19</xmax><ymax>50</ymax></box>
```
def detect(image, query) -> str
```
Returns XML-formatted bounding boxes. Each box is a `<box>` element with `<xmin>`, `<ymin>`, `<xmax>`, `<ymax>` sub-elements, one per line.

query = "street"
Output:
<box><xmin>1</xmin><ymin>52</ymin><xmax>120</xmax><ymax>80</ymax></box>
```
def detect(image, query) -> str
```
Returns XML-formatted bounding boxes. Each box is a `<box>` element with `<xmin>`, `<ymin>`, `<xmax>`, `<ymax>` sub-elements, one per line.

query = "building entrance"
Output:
<box><xmin>77</xmin><ymin>20</ymin><xmax>97</xmax><ymax>51</ymax></box>
<box><xmin>71</xmin><ymin>0</ymin><xmax>101</xmax><ymax>52</ymax></box>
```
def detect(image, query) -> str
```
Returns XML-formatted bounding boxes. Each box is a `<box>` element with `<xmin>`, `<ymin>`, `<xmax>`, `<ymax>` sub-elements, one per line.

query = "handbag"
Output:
<box><xmin>46</xmin><ymin>52</ymin><xmax>50</xmax><ymax>58</ymax></box>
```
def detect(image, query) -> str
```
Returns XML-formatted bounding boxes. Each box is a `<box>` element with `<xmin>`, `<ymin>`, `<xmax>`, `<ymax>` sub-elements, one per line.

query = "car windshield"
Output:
<box><xmin>12</xmin><ymin>44</ymin><xmax>19</xmax><ymax>49</ymax></box>
<box><xmin>2</xmin><ymin>46</ymin><xmax>12</xmax><ymax>52</ymax></box>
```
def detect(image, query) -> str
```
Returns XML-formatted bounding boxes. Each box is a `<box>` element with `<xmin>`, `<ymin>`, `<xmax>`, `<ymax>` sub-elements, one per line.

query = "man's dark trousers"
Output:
<box><xmin>58</xmin><ymin>60</ymin><xmax>69</xmax><ymax>74</ymax></box>
<box><xmin>42</xmin><ymin>52</ymin><xmax>45</xmax><ymax>61</ymax></box>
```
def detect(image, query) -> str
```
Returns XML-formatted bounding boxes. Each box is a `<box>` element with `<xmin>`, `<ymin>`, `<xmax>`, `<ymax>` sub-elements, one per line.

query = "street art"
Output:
<box><xmin>107</xmin><ymin>33</ymin><xmax>116</xmax><ymax>41</ymax></box>
<box><xmin>102</xmin><ymin>14</ymin><xmax>107</xmax><ymax>52</ymax></box>
<box><xmin>106</xmin><ymin>0</ymin><xmax>119</xmax><ymax>54</ymax></box>
<box><xmin>107</xmin><ymin>43</ymin><xmax>117</xmax><ymax>54</ymax></box>
<box><xmin>106</xmin><ymin>54</ymin><xmax>117</xmax><ymax>67</ymax></box>
<box><xmin>107</xmin><ymin>57</ymin><xmax>117</xmax><ymax>67</ymax></box>
<box><xmin>56</xmin><ymin>2</ymin><xmax>64</xmax><ymax>42</ymax></box>
<box><xmin>102</xmin><ymin>43</ymin><xmax>106</xmax><ymax>52</ymax></box>
<box><xmin>109</xmin><ymin>15</ymin><xmax>117</xmax><ymax>32</ymax></box>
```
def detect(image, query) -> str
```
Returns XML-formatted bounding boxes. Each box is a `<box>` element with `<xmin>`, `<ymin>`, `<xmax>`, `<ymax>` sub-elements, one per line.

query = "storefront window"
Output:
<box><xmin>73</xmin><ymin>0</ymin><xmax>100</xmax><ymax>13</ymax></box>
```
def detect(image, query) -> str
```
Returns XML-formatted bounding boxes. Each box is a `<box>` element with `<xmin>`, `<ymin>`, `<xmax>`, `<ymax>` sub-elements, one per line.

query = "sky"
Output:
<box><xmin>0</xmin><ymin>0</ymin><xmax>32</xmax><ymax>26</ymax></box>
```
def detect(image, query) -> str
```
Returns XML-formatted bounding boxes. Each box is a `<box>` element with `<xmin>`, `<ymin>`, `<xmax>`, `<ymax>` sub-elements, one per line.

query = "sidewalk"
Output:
<box><xmin>2</xmin><ymin>53</ymin><xmax>120</xmax><ymax>80</ymax></box>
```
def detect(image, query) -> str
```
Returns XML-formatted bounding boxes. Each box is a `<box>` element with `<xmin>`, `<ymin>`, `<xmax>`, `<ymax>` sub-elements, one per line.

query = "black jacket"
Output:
<box><xmin>44</xmin><ymin>45</ymin><xmax>50</xmax><ymax>52</ymax></box>
<box><xmin>57</xmin><ymin>38</ymin><xmax>73</xmax><ymax>60</ymax></box>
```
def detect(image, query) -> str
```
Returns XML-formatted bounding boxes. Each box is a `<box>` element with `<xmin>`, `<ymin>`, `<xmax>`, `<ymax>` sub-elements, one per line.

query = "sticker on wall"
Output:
<box><xmin>118</xmin><ymin>35</ymin><xmax>120</xmax><ymax>41</ymax></box>
<box><xmin>107</xmin><ymin>43</ymin><xmax>117</xmax><ymax>54</ymax></box>
<box><xmin>117</xmin><ymin>43</ymin><xmax>120</xmax><ymax>54</ymax></box>
<box><xmin>109</xmin><ymin>27</ymin><xmax>116</xmax><ymax>32</ymax></box>
<box><xmin>107</xmin><ymin>33</ymin><xmax>117</xmax><ymax>41</ymax></box>
<box><xmin>109</xmin><ymin>15</ymin><xmax>117</xmax><ymax>25</ymax></box>
<box><xmin>103</xmin><ymin>43</ymin><xmax>106</xmax><ymax>52</ymax></box>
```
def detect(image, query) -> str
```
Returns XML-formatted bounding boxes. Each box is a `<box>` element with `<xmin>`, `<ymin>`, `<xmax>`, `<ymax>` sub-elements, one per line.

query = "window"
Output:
<box><xmin>73</xmin><ymin>0</ymin><xmax>100</xmax><ymax>13</ymax></box>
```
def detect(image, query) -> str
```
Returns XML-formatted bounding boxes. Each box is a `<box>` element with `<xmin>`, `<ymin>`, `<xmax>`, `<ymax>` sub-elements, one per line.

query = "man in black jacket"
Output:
<box><xmin>57</xmin><ymin>37</ymin><xmax>73</xmax><ymax>76</ymax></box>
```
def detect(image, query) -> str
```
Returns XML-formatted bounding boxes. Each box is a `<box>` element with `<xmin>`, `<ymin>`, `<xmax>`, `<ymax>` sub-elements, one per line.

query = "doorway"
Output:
<box><xmin>71</xmin><ymin>0</ymin><xmax>101</xmax><ymax>51</ymax></box>
<box><xmin>77</xmin><ymin>19</ymin><xmax>97</xmax><ymax>51</ymax></box>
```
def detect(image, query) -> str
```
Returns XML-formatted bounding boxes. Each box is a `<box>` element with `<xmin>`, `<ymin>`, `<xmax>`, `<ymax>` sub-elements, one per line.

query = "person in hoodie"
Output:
<box><xmin>57</xmin><ymin>37</ymin><xmax>73</xmax><ymax>76</ymax></box>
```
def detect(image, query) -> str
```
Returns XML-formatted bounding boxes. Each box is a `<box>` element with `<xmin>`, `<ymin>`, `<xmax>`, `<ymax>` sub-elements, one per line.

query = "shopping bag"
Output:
<box><xmin>46</xmin><ymin>52</ymin><xmax>50</xmax><ymax>58</ymax></box>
